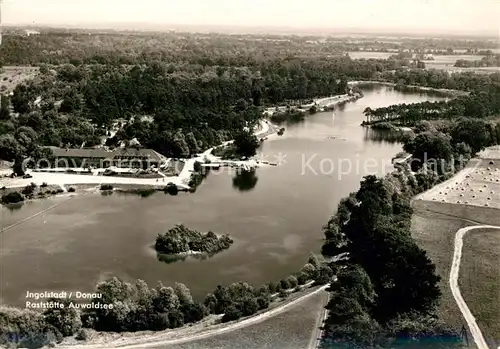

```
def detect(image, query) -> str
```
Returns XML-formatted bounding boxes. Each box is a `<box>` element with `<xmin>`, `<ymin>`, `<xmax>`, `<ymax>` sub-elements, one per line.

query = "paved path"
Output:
<box><xmin>307</xmin><ymin>291</ymin><xmax>329</xmax><ymax>349</ymax></box>
<box><xmin>450</xmin><ymin>225</ymin><xmax>500</xmax><ymax>349</ymax></box>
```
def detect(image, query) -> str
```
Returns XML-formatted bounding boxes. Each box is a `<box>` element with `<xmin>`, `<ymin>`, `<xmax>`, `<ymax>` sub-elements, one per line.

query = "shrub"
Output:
<box><xmin>297</xmin><ymin>272</ymin><xmax>309</xmax><ymax>285</ymax></box>
<box><xmin>1</xmin><ymin>191</ymin><xmax>24</xmax><ymax>204</ymax></box>
<box><xmin>240</xmin><ymin>298</ymin><xmax>259</xmax><ymax>316</ymax></box>
<box><xmin>100</xmin><ymin>184</ymin><xmax>113</xmax><ymax>191</ymax></box>
<box><xmin>193</xmin><ymin>161</ymin><xmax>203</xmax><ymax>173</ymax></box>
<box><xmin>167</xmin><ymin>310</ymin><xmax>184</xmax><ymax>329</ymax></box>
<box><xmin>279</xmin><ymin>279</ymin><xmax>291</xmax><ymax>290</ymax></box>
<box><xmin>41</xmin><ymin>182</ymin><xmax>48</xmax><ymax>188</ymax></box>
<box><xmin>181</xmin><ymin>303</ymin><xmax>208</xmax><ymax>324</ymax></box>
<box><xmin>68</xmin><ymin>187</ymin><xmax>76</xmax><ymax>193</ymax></box>
<box><xmin>256</xmin><ymin>296</ymin><xmax>270</xmax><ymax>310</ymax></box>
<box><xmin>164</xmin><ymin>183</ymin><xmax>178</xmax><ymax>196</ymax></box>
<box><xmin>222</xmin><ymin>304</ymin><xmax>242</xmax><ymax>322</ymax></box>
<box><xmin>21</xmin><ymin>183</ymin><xmax>37</xmax><ymax>195</ymax></box>
<box><xmin>43</xmin><ymin>299</ymin><xmax>82</xmax><ymax>337</ymax></box>
<box><xmin>278</xmin><ymin>289</ymin><xmax>289</xmax><ymax>299</ymax></box>
<box><xmin>286</xmin><ymin>275</ymin><xmax>298</xmax><ymax>288</ymax></box>
<box><xmin>266</xmin><ymin>282</ymin><xmax>278</xmax><ymax>294</ymax></box>
<box><xmin>75</xmin><ymin>328</ymin><xmax>93</xmax><ymax>341</ymax></box>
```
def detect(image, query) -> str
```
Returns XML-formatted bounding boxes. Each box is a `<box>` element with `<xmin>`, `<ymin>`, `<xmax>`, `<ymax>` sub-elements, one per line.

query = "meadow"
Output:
<box><xmin>459</xmin><ymin>228</ymin><xmax>500</xmax><ymax>349</ymax></box>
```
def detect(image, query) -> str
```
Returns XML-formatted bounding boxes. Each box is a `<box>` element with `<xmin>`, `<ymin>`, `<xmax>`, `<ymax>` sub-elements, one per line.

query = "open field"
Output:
<box><xmin>412</xmin><ymin>147</ymin><xmax>500</xmax><ymax>348</ymax></box>
<box><xmin>0</xmin><ymin>66</ymin><xmax>39</xmax><ymax>94</ymax></box>
<box><xmin>411</xmin><ymin>208</ymin><xmax>473</xmax><ymax>331</ymax></box>
<box><xmin>459</xmin><ymin>228</ymin><xmax>500</xmax><ymax>349</ymax></box>
<box><xmin>347</xmin><ymin>51</ymin><xmax>394</xmax><ymax>59</ymax></box>
<box><xmin>416</xmin><ymin>159</ymin><xmax>500</xmax><ymax>209</ymax></box>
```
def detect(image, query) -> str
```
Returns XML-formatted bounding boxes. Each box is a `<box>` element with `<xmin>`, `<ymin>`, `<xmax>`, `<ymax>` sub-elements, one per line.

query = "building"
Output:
<box><xmin>24</xmin><ymin>29</ymin><xmax>40</xmax><ymax>36</ymax></box>
<box><xmin>47</xmin><ymin>147</ymin><xmax>167</xmax><ymax>169</ymax></box>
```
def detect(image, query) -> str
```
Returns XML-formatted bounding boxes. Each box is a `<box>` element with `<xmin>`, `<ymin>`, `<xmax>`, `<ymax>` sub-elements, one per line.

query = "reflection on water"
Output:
<box><xmin>232</xmin><ymin>169</ymin><xmax>259</xmax><ymax>192</ymax></box>
<box><xmin>5</xmin><ymin>203</ymin><xmax>24</xmax><ymax>212</ymax></box>
<box><xmin>336</xmin><ymin>103</ymin><xmax>347</xmax><ymax>112</ymax></box>
<box><xmin>156</xmin><ymin>252</ymin><xmax>214</xmax><ymax>264</ymax></box>
<box><xmin>363</xmin><ymin>128</ymin><xmax>409</xmax><ymax>144</ymax></box>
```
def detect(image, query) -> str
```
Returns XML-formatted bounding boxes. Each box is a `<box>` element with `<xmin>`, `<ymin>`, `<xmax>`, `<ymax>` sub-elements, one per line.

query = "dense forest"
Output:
<box><xmin>0</xmin><ymin>31</ymin><xmax>435</xmax><ymax>171</ymax></box>
<box><xmin>0</xmin><ymin>29</ymin><xmax>497</xmax><ymax>66</ymax></box>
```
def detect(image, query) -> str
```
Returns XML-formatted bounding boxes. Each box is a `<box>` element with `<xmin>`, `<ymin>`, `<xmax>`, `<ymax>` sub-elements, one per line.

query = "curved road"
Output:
<box><xmin>450</xmin><ymin>225</ymin><xmax>500</xmax><ymax>349</ymax></box>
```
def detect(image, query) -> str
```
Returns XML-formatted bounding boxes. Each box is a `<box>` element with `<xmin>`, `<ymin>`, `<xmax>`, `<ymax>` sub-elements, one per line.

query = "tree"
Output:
<box><xmin>174</xmin><ymin>282</ymin><xmax>194</xmax><ymax>307</ymax></box>
<box><xmin>181</xmin><ymin>303</ymin><xmax>207</xmax><ymax>323</ymax></box>
<box><xmin>286</xmin><ymin>275</ymin><xmax>298</xmax><ymax>288</ymax></box>
<box><xmin>203</xmin><ymin>293</ymin><xmax>218</xmax><ymax>314</ymax></box>
<box><xmin>333</xmin><ymin>265</ymin><xmax>375</xmax><ymax>309</ymax></box>
<box><xmin>221</xmin><ymin>304</ymin><xmax>241</xmax><ymax>322</ymax></box>
<box><xmin>307</xmin><ymin>253</ymin><xmax>321</xmax><ymax>269</ymax></box>
<box><xmin>451</xmin><ymin>118</ymin><xmax>492</xmax><ymax>153</ymax></box>
<box><xmin>0</xmin><ymin>134</ymin><xmax>21</xmax><ymax>161</ymax></box>
<box><xmin>97</xmin><ymin>277</ymin><xmax>135</xmax><ymax>304</ymax></box>
<box><xmin>153</xmin><ymin>285</ymin><xmax>180</xmax><ymax>313</ymax></box>
<box><xmin>322</xmin><ymin>217</ymin><xmax>345</xmax><ymax>256</ymax></box>
<box><xmin>193</xmin><ymin>161</ymin><xmax>203</xmax><ymax>173</ymax></box>
<box><xmin>407</xmin><ymin>131</ymin><xmax>454</xmax><ymax>173</ymax></box>
<box><xmin>233</xmin><ymin>130</ymin><xmax>259</xmax><ymax>158</ymax></box>
<box><xmin>43</xmin><ymin>299</ymin><xmax>82</xmax><ymax>337</ymax></box>
<box><xmin>300</xmin><ymin>263</ymin><xmax>317</xmax><ymax>280</ymax></box>
<box><xmin>0</xmin><ymin>95</ymin><xmax>10</xmax><ymax>120</ymax></box>
<box><xmin>59</xmin><ymin>92</ymin><xmax>82</xmax><ymax>114</ymax></box>
<box><xmin>167</xmin><ymin>309</ymin><xmax>184</xmax><ymax>328</ymax></box>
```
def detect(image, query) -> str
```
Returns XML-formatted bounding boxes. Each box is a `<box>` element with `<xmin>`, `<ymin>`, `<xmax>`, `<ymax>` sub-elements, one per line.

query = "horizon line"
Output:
<box><xmin>3</xmin><ymin>22</ymin><xmax>499</xmax><ymax>39</ymax></box>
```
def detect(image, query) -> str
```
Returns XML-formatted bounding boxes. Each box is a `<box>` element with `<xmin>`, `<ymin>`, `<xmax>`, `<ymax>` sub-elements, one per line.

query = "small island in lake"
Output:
<box><xmin>155</xmin><ymin>224</ymin><xmax>234</xmax><ymax>256</ymax></box>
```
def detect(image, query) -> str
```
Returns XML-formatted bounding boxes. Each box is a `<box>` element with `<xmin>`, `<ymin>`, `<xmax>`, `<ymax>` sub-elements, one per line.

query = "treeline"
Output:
<box><xmin>454</xmin><ymin>54</ymin><xmax>500</xmax><ymax>68</ymax></box>
<box><xmin>155</xmin><ymin>224</ymin><xmax>233</xmax><ymax>255</ymax></box>
<box><xmin>321</xmin><ymin>114</ymin><xmax>500</xmax><ymax>347</ymax></box>
<box><xmin>1</xmin><ymin>30</ymin><xmax>496</xmax><ymax>67</ymax></box>
<box><xmin>403</xmin><ymin>119</ymin><xmax>500</xmax><ymax>172</ymax></box>
<box><xmin>363</xmin><ymin>71</ymin><xmax>500</xmax><ymax>125</ymax></box>
<box><xmin>1</xmin><ymin>183</ymin><xmax>64</xmax><ymax>205</ymax></box>
<box><xmin>379</xmin><ymin>69</ymin><xmax>500</xmax><ymax>92</ymax></box>
<box><xmin>0</xmin><ymin>254</ymin><xmax>332</xmax><ymax>348</ymax></box>
<box><xmin>3</xmin><ymin>30</ymin><xmax>490</xmax><ymax>67</ymax></box>
<box><xmin>321</xmin><ymin>172</ymin><xmax>457</xmax><ymax>347</ymax></box>
<box><xmin>1</xmin><ymin>47</ymin><xmax>418</xmax><ymax>164</ymax></box>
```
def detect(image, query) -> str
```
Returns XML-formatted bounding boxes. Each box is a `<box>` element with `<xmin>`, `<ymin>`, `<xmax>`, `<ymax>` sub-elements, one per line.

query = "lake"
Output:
<box><xmin>0</xmin><ymin>86</ymin><xmax>446</xmax><ymax>307</ymax></box>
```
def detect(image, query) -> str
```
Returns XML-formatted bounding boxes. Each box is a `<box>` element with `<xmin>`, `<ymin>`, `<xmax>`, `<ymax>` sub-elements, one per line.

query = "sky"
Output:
<box><xmin>2</xmin><ymin>0</ymin><xmax>500</xmax><ymax>35</ymax></box>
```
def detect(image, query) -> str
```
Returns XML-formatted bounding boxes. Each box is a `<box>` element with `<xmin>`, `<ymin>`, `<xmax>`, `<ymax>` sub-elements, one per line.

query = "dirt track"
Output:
<box><xmin>450</xmin><ymin>225</ymin><xmax>500</xmax><ymax>349</ymax></box>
